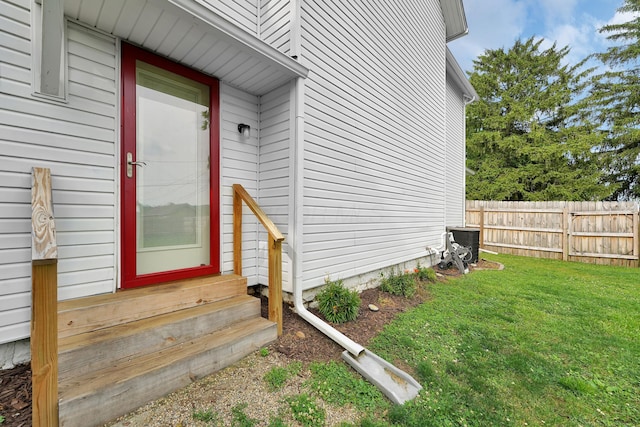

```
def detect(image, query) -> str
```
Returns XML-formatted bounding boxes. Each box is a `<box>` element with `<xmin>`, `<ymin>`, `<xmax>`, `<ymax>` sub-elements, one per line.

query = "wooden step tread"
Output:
<box><xmin>58</xmin><ymin>274</ymin><xmax>247</xmax><ymax>338</ymax></box>
<box><xmin>58</xmin><ymin>274</ymin><xmax>244</xmax><ymax>310</ymax></box>
<box><xmin>59</xmin><ymin>294</ymin><xmax>258</xmax><ymax>352</ymax></box>
<box><xmin>58</xmin><ymin>295</ymin><xmax>262</xmax><ymax>381</ymax></box>
<box><xmin>58</xmin><ymin>316</ymin><xmax>275</xmax><ymax>401</ymax></box>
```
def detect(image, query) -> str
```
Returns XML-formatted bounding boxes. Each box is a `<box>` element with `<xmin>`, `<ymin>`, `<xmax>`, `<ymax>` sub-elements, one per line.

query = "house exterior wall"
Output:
<box><xmin>260</xmin><ymin>0</ymin><xmax>292</xmax><ymax>55</ymax></box>
<box><xmin>220</xmin><ymin>84</ymin><xmax>261</xmax><ymax>285</ymax></box>
<box><xmin>445</xmin><ymin>75</ymin><xmax>467</xmax><ymax>227</ymax></box>
<box><xmin>201</xmin><ymin>0</ymin><xmax>260</xmax><ymax>36</ymax></box>
<box><xmin>0</xmin><ymin>0</ymin><xmax>472</xmax><ymax>360</ymax></box>
<box><xmin>299</xmin><ymin>0</ymin><xmax>448</xmax><ymax>289</ymax></box>
<box><xmin>257</xmin><ymin>82</ymin><xmax>293</xmax><ymax>291</ymax></box>
<box><xmin>0</xmin><ymin>2</ymin><xmax>266</xmax><ymax>346</ymax></box>
<box><xmin>0</xmin><ymin>0</ymin><xmax>118</xmax><ymax>345</ymax></box>
<box><xmin>192</xmin><ymin>0</ymin><xmax>293</xmax><ymax>55</ymax></box>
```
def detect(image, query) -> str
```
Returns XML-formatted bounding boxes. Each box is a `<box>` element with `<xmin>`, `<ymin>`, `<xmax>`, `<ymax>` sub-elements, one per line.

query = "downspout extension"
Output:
<box><xmin>290</xmin><ymin>75</ymin><xmax>364</xmax><ymax>357</ymax></box>
<box><xmin>293</xmin><ymin>286</ymin><xmax>365</xmax><ymax>357</ymax></box>
<box><xmin>289</xmin><ymin>74</ymin><xmax>421</xmax><ymax>405</ymax></box>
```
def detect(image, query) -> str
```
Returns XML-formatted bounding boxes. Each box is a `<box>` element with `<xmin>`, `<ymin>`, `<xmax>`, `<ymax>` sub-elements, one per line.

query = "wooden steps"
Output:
<box><xmin>57</xmin><ymin>275</ymin><xmax>277</xmax><ymax>427</ymax></box>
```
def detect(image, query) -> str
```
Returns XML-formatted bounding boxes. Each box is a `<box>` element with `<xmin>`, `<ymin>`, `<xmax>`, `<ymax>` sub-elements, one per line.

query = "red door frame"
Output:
<box><xmin>120</xmin><ymin>42</ymin><xmax>220</xmax><ymax>289</ymax></box>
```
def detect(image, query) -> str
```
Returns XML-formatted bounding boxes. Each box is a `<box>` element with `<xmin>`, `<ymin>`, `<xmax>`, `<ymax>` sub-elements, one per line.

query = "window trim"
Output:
<box><xmin>30</xmin><ymin>0</ymin><xmax>68</xmax><ymax>102</ymax></box>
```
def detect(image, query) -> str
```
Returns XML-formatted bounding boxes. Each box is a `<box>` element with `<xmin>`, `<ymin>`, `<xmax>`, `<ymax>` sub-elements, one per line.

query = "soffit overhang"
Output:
<box><xmin>63</xmin><ymin>0</ymin><xmax>308</xmax><ymax>96</ymax></box>
<box><xmin>446</xmin><ymin>48</ymin><xmax>477</xmax><ymax>100</ymax></box>
<box><xmin>439</xmin><ymin>0</ymin><xmax>469</xmax><ymax>42</ymax></box>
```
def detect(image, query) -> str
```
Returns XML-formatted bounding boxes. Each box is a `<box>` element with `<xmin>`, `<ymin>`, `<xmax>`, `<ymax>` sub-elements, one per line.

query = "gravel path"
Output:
<box><xmin>3</xmin><ymin>265</ymin><xmax>496</xmax><ymax>427</ymax></box>
<box><xmin>104</xmin><ymin>350</ymin><xmax>361</xmax><ymax>427</ymax></box>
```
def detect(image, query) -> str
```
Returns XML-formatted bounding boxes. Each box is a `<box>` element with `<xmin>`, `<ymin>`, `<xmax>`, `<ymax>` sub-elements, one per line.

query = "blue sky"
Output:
<box><xmin>448</xmin><ymin>0</ymin><xmax>637</xmax><ymax>73</ymax></box>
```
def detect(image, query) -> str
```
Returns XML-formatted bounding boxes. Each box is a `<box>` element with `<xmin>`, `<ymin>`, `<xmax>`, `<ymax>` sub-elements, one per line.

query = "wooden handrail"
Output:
<box><xmin>233</xmin><ymin>184</ymin><xmax>284</xmax><ymax>241</ymax></box>
<box><xmin>31</xmin><ymin>167</ymin><xmax>59</xmax><ymax>427</ymax></box>
<box><xmin>232</xmin><ymin>184</ymin><xmax>284</xmax><ymax>335</ymax></box>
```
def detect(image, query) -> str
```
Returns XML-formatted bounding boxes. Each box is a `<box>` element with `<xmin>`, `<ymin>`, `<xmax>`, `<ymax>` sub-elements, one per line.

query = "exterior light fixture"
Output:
<box><xmin>238</xmin><ymin>123</ymin><xmax>251</xmax><ymax>138</ymax></box>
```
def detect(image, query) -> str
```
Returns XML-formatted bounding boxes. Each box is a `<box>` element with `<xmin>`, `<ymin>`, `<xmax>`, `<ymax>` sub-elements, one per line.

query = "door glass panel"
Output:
<box><xmin>135</xmin><ymin>60</ymin><xmax>210</xmax><ymax>275</ymax></box>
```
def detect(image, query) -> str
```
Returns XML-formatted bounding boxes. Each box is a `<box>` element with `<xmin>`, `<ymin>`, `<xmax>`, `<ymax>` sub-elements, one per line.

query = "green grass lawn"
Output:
<box><xmin>365</xmin><ymin>254</ymin><xmax>639</xmax><ymax>427</ymax></box>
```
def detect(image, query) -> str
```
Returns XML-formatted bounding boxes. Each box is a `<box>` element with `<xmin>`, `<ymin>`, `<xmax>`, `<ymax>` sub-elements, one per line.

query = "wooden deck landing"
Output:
<box><xmin>57</xmin><ymin>275</ymin><xmax>277</xmax><ymax>427</ymax></box>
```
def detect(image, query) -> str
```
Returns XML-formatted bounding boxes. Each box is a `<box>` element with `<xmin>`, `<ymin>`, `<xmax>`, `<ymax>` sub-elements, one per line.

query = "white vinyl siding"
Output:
<box><xmin>261</xmin><ymin>0</ymin><xmax>291</xmax><ymax>55</ymax></box>
<box><xmin>220</xmin><ymin>82</ymin><xmax>292</xmax><ymax>290</ymax></box>
<box><xmin>0</xmin><ymin>1</ymin><xmax>117</xmax><ymax>345</ymax></box>
<box><xmin>61</xmin><ymin>1</ymin><xmax>302</xmax><ymax>97</ymax></box>
<box><xmin>258</xmin><ymin>82</ymin><xmax>292</xmax><ymax>291</ymax></box>
<box><xmin>201</xmin><ymin>0</ymin><xmax>259</xmax><ymax>36</ymax></box>
<box><xmin>300</xmin><ymin>0</ymin><xmax>447</xmax><ymax>288</ymax></box>
<box><xmin>220</xmin><ymin>84</ymin><xmax>260</xmax><ymax>285</ymax></box>
<box><xmin>1</xmin><ymin>0</ymin><xmax>468</xmax><ymax>350</ymax></box>
<box><xmin>445</xmin><ymin>76</ymin><xmax>466</xmax><ymax>227</ymax></box>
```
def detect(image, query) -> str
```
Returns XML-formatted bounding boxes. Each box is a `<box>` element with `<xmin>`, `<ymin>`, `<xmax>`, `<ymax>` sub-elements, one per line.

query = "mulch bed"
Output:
<box><xmin>0</xmin><ymin>259</ymin><xmax>499</xmax><ymax>427</ymax></box>
<box><xmin>269</xmin><ymin>285</ymin><xmax>431</xmax><ymax>363</ymax></box>
<box><xmin>0</xmin><ymin>363</ymin><xmax>31</xmax><ymax>427</ymax></box>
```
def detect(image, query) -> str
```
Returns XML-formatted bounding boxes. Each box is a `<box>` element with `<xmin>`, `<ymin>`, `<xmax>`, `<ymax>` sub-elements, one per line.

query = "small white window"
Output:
<box><xmin>31</xmin><ymin>0</ymin><xmax>67</xmax><ymax>101</ymax></box>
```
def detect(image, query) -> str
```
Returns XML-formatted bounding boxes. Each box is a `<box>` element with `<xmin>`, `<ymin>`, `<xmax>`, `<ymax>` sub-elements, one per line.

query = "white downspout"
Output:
<box><xmin>288</xmin><ymin>79</ymin><xmax>424</xmax><ymax>406</ymax></box>
<box><xmin>289</xmin><ymin>0</ymin><xmax>363</xmax><ymax>357</ymax></box>
<box><xmin>290</xmin><ymin>76</ymin><xmax>364</xmax><ymax>358</ymax></box>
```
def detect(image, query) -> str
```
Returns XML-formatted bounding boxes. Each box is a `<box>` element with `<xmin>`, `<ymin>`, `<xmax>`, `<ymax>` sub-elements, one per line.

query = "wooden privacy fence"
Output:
<box><xmin>466</xmin><ymin>200</ymin><xmax>640</xmax><ymax>267</ymax></box>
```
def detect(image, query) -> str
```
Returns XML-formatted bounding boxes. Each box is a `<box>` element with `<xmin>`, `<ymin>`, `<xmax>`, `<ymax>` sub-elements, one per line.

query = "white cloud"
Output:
<box><xmin>448</xmin><ymin>0</ymin><xmax>528</xmax><ymax>72</ymax></box>
<box><xmin>607</xmin><ymin>9</ymin><xmax>639</xmax><ymax>26</ymax></box>
<box><xmin>538</xmin><ymin>0</ymin><xmax>579</xmax><ymax>28</ymax></box>
<box><xmin>596</xmin><ymin>8</ymin><xmax>640</xmax><ymax>45</ymax></box>
<box><xmin>543</xmin><ymin>20</ymin><xmax>598</xmax><ymax>66</ymax></box>
<box><xmin>591</xmin><ymin>6</ymin><xmax>640</xmax><ymax>72</ymax></box>
<box><xmin>449</xmin><ymin>0</ymin><xmax>628</xmax><ymax>73</ymax></box>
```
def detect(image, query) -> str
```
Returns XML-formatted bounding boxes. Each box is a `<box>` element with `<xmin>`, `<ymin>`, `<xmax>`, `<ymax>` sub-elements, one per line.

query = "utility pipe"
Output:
<box><xmin>290</xmin><ymin>74</ymin><xmax>364</xmax><ymax>357</ymax></box>
<box><xmin>287</xmin><ymin>0</ymin><xmax>366</xmax><ymax>357</ymax></box>
<box><xmin>428</xmin><ymin>231</ymin><xmax>450</xmax><ymax>253</ymax></box>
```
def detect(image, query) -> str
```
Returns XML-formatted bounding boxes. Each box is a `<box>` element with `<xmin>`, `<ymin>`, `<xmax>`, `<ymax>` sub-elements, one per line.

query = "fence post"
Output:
<box><xmin>31</xmin><ymin>167</ymin><xmax>59</xmax><ymax>427</ymax></box>
<box><xmin>634</xmin><ymin>209</ymin><xmax>639</xmax><ymax>267</ymax></box>
<box><xmin>562</xmin><ymin>208</ymin><xmax>569</xmax><ymax>262</ymax></box>
<box><xmin>479</xmin><ymin>206</ymin><xmax>485</xmax><ymax>249</ymax></box>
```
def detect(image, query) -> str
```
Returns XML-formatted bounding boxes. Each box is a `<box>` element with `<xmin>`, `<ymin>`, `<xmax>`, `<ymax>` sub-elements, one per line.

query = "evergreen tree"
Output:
<box><xmin>590</xmin><ymin>0</ymin><xmax>640</xmax><ymax>200</ymax></box>
<box><xmin>466</xmin><ymin>38</ymin><xmax>610</xmax><ymax>201</ymax></box>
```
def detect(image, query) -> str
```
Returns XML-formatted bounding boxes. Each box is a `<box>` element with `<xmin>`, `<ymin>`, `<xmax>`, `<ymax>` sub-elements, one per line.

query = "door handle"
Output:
<box><xmin>126</xmin><ymin>152</ymin><xmax>147</xmax><ymax>178</ymax></box>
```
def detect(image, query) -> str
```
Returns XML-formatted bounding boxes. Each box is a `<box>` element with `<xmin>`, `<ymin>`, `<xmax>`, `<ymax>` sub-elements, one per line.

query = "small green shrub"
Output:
<box><xmin>264</xmin><ymin>361</ymin><xmax>302</xmax><ymax>391</ymax></box>
<box><xmin>192</xmin><ymin>408</ymin><xmax>218</xmax><ymax>423</ymax></box>
<box><xmin>268</xmin><ymin>416</ymin><xmax>287</xmax><ymax>427</ymax></box>
<box><xmin>414</xmin><ymin>265</ymin><xmax>437</xmax><ymax>282</ymax></box>
<box><xmin>380</xmin><ymin>270</ymin><xmax>416</xmax><ymax>297</ymax></box>
<box><xmin>264</xmin><ymin>366</ymin><xmax>289</xmax><ymax>390</ymax></box>
<box><xmin>358</xmin><ymin>418</ymin><xmax>392</xmax><ymax>427</ymax></box>
<box><xmin>259</xmin><ymin>347</ymin><xmax>269</xmax><ymax>357</ymax></box>
<box><xmin>231</xmin><ymin>403</ymin><xmax>258</xmax><ymax>427</ymax></box>
<box><xmin>317</xmin><ymin>278</ymin><xmax>361</xmax><ymax>324</ymax></box>
<box><xmin>286</xmin><ymin>394</ymin><xmax>325</xmax><ymax>427</ymax></box>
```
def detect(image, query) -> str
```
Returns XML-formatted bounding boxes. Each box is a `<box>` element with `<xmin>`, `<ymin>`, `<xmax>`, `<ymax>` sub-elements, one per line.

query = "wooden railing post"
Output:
<box><xmin>31</xmin><ymin>167</ymin><xmax>59</xmax><ymax>427</ymax></box>
<box><xmin>233</xmin><ymin>189</ymin><xmax>242</xmax><ymax>276</ymax></box>
<box><xmin>269</xmin><ymin>236</ymin><xmax>283</xmax><ymax>336</ymax></box>
<box><xmin>232</xmin><ymin>184</ymin><xmax>284</xmax><ymax>335</ymax></box>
